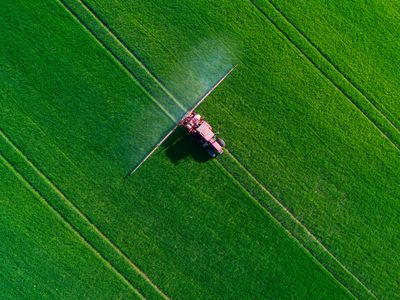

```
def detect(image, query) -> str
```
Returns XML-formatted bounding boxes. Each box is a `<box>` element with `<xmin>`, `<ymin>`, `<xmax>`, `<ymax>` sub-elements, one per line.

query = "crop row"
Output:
<box><xmin>0</xmin><ymin>128</ymin><xmax>165</xmax><ymax>299</ymax></box>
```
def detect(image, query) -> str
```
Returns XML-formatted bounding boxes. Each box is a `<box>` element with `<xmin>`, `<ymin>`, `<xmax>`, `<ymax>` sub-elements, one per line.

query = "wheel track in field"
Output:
<box><xmin>0</xmin><ymin>153</ymin><xmax>145</xmax><ymax>300</ymax></box>
<box><xmin>0</xmin><ymin>128</ymin><xmax>170</xmax><ymax>300</ymax></box>
<box><xmin>249</xmin><ymin>0</ymin><xmax>400</xmax><ymax>153</ymax></box>
<box><xmin>265</xmin><ymin>0</ymin><xmax>400</xmax><ymax>133</ymax></box>
<box><xmin>214</xmin><ymin>158</ymin><xmax>358</xmax><ymax>299</ymax></box>
<box><xmin>265</xmin><ymin>0</ymin><xmax>400</xmax><ymax>132</ymax></box>
<box><xmin>213</xmin><ymin>103</ymin><xmax>371</xmax><ymax>298</ymax></box>
<box><xmin>77</xmin><ymin>0</ymin><xmax>186</xmax><ymax>112</ymax></box>
<box><xmin>57</xmin><ymin>0</ymin><xmax>178</xmax><ymax>123</ymax></box>
<box><xmin>217</xmin><ymin>150</ymin><xmax>376</xmax><ymax>299</ymax></box>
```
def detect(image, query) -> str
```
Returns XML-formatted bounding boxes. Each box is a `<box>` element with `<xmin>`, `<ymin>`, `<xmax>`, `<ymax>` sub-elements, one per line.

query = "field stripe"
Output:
<box><xmin>266</xmin><ymin>0</ymin><xmax>400</xmax><ymax>132</ymax></box>
<box><xmin>0</xmin><ymin>129</ymin><xmax>170</xmax><ymax>300</ymax></box>
<box><xmin>217</xmin><ymin>150</ymin><xmax>376</xmax><ymax>299</ymax></box>
<box><xmin>0</xmin><ymin>153</ymin><xmax>145</xmax><ymax>300</ymax></box>
<box><xmin>214</xmin><ymin>160</ymin><xmax>357</xmax><ymax>300</ymax></box>
<box><xmin>56</xmin><ymin>0</ymin><xmax>176</xmax><ymax>122</ymax></box>
<box><xmin>249</xmin><ymin>0</ymin><xmax>400</xmax><ymax>152</ymax></box>
<box><xmin>77</xmin><ymin>0</ymin><xmax>186</xmax><ymax>112</ymax></box>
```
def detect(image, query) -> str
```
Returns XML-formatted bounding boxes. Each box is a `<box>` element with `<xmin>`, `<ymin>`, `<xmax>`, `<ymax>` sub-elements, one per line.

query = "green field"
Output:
<box><xmin>0</xmin><ymin>156</ymin><xmax>136</xmax><ymax>299</ymax></box>
<box><xmin>1</xmin><ymin>0</ymin><xmax>399</xmax><ymax>299</ymax></box>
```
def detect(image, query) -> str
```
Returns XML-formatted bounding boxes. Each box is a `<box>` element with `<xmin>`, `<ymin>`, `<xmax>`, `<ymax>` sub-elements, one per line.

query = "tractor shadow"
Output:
<box><xmin>163</xmin><ymin>127</ymin><xmax>212</xmax><ymax>164</ymax></box>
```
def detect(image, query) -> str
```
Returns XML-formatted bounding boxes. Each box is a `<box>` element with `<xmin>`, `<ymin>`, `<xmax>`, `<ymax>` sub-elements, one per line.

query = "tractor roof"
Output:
<box><xmin>196</xmin><ymin>122</ymin><xmax>214</xmax><ymax>141</ymax></box>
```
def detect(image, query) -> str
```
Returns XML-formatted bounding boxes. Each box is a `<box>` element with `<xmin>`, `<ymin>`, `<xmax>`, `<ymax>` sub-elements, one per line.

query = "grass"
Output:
<box><xmin>0</xmin><ymin>156</ymin><xmax>136</xmax><ymax>299</ymax></box>
<box><xmin>269</xmin><ymin>0</ymin><xmax>400</xmax><ymax>132</ymax></box>
<box><xmin>218</xmin><ymin>151</ymin><xmax>374</xmax><ymax>299</ymax></box>
<box><xmin>0</xmin><ymin>129</ymin><xmax>166</xmax><ymax>299</ymax></box>
<box><xmin>250</xmin><ymin>0</ymin><xmax>400</xmax><ymax>150</ymax></box>
<box><xmin>1</xmin><ymin>0</ymin><xmax>399</xmax><ymax>298</ymax></box>
<box><xmin>60</xmin><ymin>0</ymin><xmax>186</xmax><ymax>120</ymax></box>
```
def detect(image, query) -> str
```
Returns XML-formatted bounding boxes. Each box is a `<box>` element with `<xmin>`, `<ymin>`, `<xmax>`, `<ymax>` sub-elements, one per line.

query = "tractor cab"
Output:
<box><xmin>180</xmin><ymin>112</ymin><xmax>225</xmax><ymax>157</ymax></box>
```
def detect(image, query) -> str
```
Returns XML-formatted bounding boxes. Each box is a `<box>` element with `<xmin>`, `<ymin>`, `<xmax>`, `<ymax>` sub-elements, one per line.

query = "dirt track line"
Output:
<box><xmin>221</xmin><ymin>149</ymin><xmax>376</xmax><ymax>299</ymax></box>
<box><xmin>57</xmin><ymin>0</ymin><xmax>176</xmax><ymax>123</ymax></box>
<box><xmin>0</xmin><ymin>129</ymin><xmax>170</xmax><ymax>300</ymax></box>
<box><xmin>78</xmin><ymin>0</ymin><xmax>186</xmax><ymax>112</ymax></box>
<box><xmin>266</xmin><ymin>0</ymin><xmax>400</xmax><ymax>133</ymax></box>
<box><xmin>214</xmin><ymin>160</ymin><xmax>357</xmax><ymax>299</ymax></box>
<box><xmin>0</xmin><ymin>153</ymin><xmax>145</xmax><ymax>299</ymax></box>
<box><xmin>249</xmin><ymin>0</ymin><xmax>400</xmax><ymax>153</ymax></box>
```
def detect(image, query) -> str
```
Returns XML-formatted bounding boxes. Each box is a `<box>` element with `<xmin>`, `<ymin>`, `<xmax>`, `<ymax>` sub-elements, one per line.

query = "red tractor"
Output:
<box><xmin>180</xmin><ymin>112</ymin><xmax>225</xmax><ymax>157</ymax></box>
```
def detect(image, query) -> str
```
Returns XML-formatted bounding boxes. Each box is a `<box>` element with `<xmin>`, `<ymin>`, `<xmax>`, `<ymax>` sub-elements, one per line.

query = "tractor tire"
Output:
<box><xmin>217</xmin><ymin>138</ymin><xmax>226</xmax><ymax>148</ymax></box>
<box><xmin>206</xmin><ymin>147</ymin><xmax>217</xmax><ymax>157</ymax></box>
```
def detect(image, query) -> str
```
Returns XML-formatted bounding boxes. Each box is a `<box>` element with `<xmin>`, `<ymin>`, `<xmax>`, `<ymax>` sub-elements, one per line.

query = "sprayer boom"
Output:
<box><xmin>127</xmin><ymin>65</ymin><xmax>237</xmax><ymax>176</ymax></box>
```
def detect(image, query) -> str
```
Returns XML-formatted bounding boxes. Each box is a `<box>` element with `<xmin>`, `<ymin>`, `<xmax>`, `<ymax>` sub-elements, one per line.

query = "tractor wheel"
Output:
<box><xmin>206</xmin><ymin>147</ymin><xmax>217</xmax><ymax>157</ymax></box>
<box><xmin>217</xmin><ymin>138</ymin><xmax>226</xmax><ymax>148</ymax></box>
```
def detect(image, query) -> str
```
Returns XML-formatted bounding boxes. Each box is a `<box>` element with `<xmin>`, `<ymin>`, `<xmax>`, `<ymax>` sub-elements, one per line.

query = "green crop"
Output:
<box><xmin>0</xmin><ymin>158</ymin><xmax>136</xmax><ymax>299</ymax></box>
<box><xmin>1</xmin><ymin>0</ymin><xmax>399</xmax><ymax>298</ymax></box>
